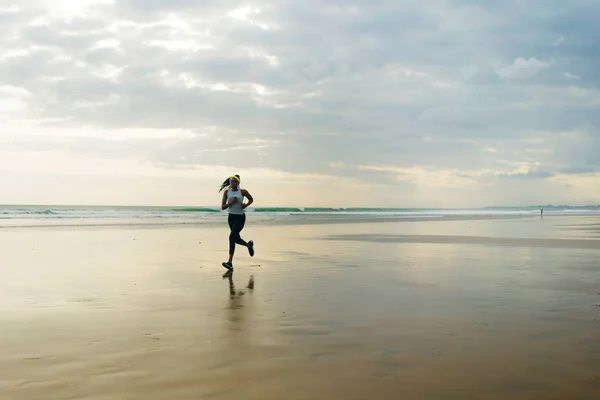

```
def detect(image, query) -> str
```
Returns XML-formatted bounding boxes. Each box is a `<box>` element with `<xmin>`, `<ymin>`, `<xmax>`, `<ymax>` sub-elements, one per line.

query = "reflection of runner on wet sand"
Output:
<box><xmin>222</xmin><ymin>271</ymin><xmax>255</xmax><ymax>339</ymax></box>
<box><xmin>222</xmin><ymin>270</ymin><xmax>254</xmax><ymax>297</ymax></box>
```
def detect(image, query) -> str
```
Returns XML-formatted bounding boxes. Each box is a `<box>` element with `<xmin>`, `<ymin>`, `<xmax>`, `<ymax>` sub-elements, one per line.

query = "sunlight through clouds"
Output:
<box><xmin>33</xmin><ymin>0</ymin><xmax>115</xmax><ymax>19</ymax></box>
<box><xmin>228</xmin><ymin>5</ymin><xmax>269</xmax><ymax>29</ymax></box>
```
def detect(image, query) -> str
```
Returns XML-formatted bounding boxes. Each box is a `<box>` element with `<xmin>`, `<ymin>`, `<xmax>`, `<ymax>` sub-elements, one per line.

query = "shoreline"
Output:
<box><xmin>0</xmin><ymin>213</ymin><xmax>553</xmax><ymax>230</ymax></box>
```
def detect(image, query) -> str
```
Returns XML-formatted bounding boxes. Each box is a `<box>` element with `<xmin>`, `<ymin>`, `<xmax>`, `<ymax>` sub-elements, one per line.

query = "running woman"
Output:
<box><xmin>219</xmin><ymin>175</ymin><xmax>254</xmax><ymax>271</ymax></box>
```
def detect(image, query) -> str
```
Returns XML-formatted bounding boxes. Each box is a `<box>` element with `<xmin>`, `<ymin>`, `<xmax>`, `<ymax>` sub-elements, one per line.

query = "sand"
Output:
<box><xmin>1</xmin><ymin>215</ymin><xmax>599</xmax><ymax>399</ymax></box>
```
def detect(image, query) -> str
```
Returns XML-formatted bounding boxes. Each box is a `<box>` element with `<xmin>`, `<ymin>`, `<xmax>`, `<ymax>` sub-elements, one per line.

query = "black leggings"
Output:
<box><xmin>228</xmin><ymin>213</ymin><xmax>247</xmax><ymax>255</ymax></box>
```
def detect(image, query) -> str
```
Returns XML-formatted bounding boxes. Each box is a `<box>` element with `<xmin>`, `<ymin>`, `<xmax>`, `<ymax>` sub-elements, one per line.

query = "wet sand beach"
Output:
<box><xmin>1</xmin><ymin>215</ymin><xmax>599</xmax><ymax>399</ymax></box>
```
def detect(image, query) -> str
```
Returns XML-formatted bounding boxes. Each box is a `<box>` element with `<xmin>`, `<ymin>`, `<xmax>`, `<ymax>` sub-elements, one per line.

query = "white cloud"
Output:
<box><xmin>496</xmin><ymin>57</ymin><xmax>551</xmax><ymax>80</ymax></box>
<box><xmin>564</xmin><ymin>72</ymin><xmax>581</xmax><ymax>80</ymax></box>
<box><xmin>0</xmin><ymin>5</ymin><xmax>20</xmax><ymax>14</ymax></box>
<box><xmin>91</xmin><ymin>38</ymin><xmax>120</xmax><ymax>49</ymax></box>
<box><xmin>553</xmin><ymin>36</ymin><xmax>564</xmax><ymax>46</ymax></box>
<box><xmin>0</xmin><ymin>49</ymin><xmax>30</xmax><ymax>61</ymax></box>
<box><xmin>0</xmin><ymin>85</ymin><xmax>30</xmax><ymax>113</ymax></box>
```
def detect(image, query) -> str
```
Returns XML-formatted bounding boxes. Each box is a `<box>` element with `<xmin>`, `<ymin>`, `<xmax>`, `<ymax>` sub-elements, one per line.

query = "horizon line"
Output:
<box><xmin>1</xmin><ymin>203</ymin><xmax>599</xmax><ymax>209</ymax></box>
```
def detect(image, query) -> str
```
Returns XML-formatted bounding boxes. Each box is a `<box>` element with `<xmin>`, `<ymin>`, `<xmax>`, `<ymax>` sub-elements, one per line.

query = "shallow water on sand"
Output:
<box><xmin>0</xmin><ymin>215</ymin><xmax>599</xmax><ymax>399</ymax></box>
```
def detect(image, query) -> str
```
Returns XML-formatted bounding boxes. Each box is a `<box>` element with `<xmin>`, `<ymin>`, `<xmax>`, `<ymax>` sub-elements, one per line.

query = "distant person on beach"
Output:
<box><xmin>219</xmin><ymin>175</ymin><xmax>254</xmax><ymax>271</ymax></box>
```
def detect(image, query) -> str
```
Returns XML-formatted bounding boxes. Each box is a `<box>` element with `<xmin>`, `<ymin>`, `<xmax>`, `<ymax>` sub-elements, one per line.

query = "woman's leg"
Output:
<box><xmin>234</xmin><ymin>214</ymin><xmax>254</xmax><ymax>257</ymax></box>
<box><xmin>234</xmin><ymin>214</ymin><xmax>247</xmax><ymax>246</ymax></box>
<box><xmin>228</xmin><ymin>214</ymin><xmax>247</xmax><ymax>263</ymax></box>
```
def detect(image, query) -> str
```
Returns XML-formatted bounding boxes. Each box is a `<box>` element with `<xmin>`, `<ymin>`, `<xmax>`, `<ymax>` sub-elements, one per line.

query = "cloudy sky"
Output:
<box><xmin>1</xmin><ymin>0</ymin><xmax>599</xmax><ymax>207</ymax></box>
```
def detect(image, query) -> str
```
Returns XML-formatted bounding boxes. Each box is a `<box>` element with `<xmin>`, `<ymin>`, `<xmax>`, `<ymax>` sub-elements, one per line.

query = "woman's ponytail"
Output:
<box><xmin>218</xmin><ymin>175</ymin><xmax>240</xmax><ymax>192</ymax></box>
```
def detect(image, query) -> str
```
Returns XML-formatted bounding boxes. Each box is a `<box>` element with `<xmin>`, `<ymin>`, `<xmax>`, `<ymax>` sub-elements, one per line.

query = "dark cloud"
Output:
<box><xmin>560</xmin><ymin>166</ymin><xmax>599</xmax><ymax>175</ymax></box>
<box><xmin>497</xmin><ymin>170</ymin><xmax>556</xmax><ymax>180</ymax></box>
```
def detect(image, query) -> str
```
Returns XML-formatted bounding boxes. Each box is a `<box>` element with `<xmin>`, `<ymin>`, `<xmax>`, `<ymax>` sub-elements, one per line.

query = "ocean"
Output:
<box><xmin>1</xmin><ymin>204</ymin><xmax>599</xmax><ymax>227</ymax></box>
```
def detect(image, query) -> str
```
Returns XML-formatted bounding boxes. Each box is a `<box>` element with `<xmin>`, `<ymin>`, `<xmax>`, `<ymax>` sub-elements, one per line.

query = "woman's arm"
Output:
<box><xmin>241</xmin><ymin>189</ymin><xmax>253</xmax><ymax>209</ymax></box>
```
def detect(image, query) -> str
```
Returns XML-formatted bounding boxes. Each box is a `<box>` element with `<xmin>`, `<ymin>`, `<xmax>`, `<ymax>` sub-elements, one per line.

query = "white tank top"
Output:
<box><xmin>226</xmin><ymin>189</ymin><xmax>244</xmax><ymax>214</ymax></box>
